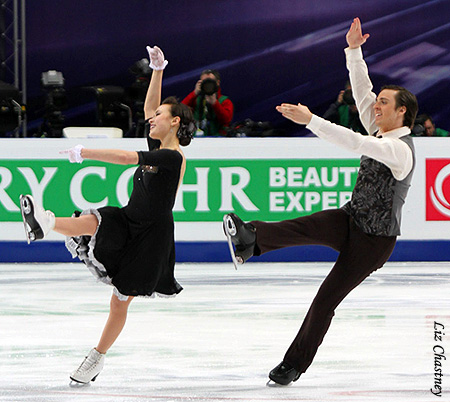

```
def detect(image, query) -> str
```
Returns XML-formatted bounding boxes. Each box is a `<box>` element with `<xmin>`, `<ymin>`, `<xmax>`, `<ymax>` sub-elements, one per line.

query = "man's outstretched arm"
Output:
<box><xmin>345</xmin><ymin>18</ymin><xmax>378</xmax><ymax>135</ymax></box>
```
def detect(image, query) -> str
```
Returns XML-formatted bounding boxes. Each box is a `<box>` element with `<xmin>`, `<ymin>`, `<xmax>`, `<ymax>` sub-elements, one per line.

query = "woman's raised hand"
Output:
<box><xmin>146</xmin><ymin>46</ymin><xmax>168</xmax><ymax>70</ymax></box>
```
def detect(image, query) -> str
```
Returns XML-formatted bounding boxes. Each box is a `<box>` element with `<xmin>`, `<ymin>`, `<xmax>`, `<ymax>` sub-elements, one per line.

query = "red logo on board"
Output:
<box><xmin>426</xmin><ymin>159</ymin><xmax>450</xmax><ymax>221</ymax></box>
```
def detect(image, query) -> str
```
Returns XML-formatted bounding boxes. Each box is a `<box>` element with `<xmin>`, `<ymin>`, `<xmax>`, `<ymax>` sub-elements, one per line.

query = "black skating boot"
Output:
<box><xmin>222</xmin><ymin>213</ymin><xmax>256</xmax><ymax>270</ymax></box>
<box><xmin>268</xmin><ymin>361</ymin><xmax>301</xmax><ymax>386</ymax></box>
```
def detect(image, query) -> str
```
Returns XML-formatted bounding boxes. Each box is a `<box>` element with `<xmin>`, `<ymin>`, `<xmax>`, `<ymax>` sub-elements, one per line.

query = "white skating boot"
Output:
<box><xmin>19</xmin><ymin>195</ymin><xmax>55</xmax><ymax>243</ymax></box>
<box><xmin>70</xmin><ymin>348</ymin><xmax>105</xmax><ymax>384</ymax></box>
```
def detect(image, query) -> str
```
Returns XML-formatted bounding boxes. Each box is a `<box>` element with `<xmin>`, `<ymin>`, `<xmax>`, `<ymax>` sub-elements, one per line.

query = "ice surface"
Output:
<box><xmin>0</xmin><ymin>261</ymin><xmax>449</xmax><ymax>401</ymax></box>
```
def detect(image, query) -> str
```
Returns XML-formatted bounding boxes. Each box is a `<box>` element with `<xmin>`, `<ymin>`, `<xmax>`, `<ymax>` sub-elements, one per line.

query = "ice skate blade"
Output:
<box><xmin>266</xmin><ymin>379</ymin><xmax>293</xmax><ymax>387</ymax></box>
<box><xmin>69</xmin><ymin>379</ymin><xmax>91</xmax><ymax>388</ymax></box>
<box><xmin>69</xmin><ymin>372</ymin><xmax>99</xmax><ymax>386</ymax></box>
<box><xmin>19</xmin><ymin>195</ymin><xmax>31</xmax><ymax>244</ymax></box>
<box><xmin>223</xmin><ymin>215</ymin><xmax>240</xmax><ymax>270</ymax></box>
<box><xmin>19</xmin><ymin>194</ymin><xmax>44</xmax><ymax>242</ymax></box>
<box><xmin>224</xmin><ymin>214</ymin><xmax>237</xmax><ymax>236</ymax></box>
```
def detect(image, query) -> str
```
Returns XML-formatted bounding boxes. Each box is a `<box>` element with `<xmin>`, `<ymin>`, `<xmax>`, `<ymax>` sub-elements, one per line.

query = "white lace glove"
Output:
<box><xmin>146</xmin><ymin>45</ymin><xmax>168</xmax><ymax>70</ymax></box>
<box><xmin>60</xmin><ymin>144</ymin><xmax>84</xmax><ymax>163</ymax></box>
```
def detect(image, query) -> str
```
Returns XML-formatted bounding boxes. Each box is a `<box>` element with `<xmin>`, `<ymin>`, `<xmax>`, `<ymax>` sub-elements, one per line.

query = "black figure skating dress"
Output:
<box><xmin>66</xmin><ymin>146</ymin><xmax>183</xmax><ymax>300</ymax></box>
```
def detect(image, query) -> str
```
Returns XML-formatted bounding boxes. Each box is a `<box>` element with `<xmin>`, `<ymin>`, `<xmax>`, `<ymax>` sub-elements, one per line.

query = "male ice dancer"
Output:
<box><xmin>224</xmin><ymin>18</ymin><xmax>418</xmax><ymax>385</ymax></box>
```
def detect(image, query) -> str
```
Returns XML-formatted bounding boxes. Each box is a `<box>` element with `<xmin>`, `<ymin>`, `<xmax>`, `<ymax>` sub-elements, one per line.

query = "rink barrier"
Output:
<box><xmin>1</xmin><ymin>240</ymin><xmax>449</xmax><ymax>263</ymax></box>
<box><xmin>1</xmin><ymin>137</ymin><xmax>449</xmax><ymax>262</ymax></box>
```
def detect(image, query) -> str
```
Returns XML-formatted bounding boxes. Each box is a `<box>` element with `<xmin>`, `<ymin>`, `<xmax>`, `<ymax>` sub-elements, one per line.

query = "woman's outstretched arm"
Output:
<box><xmin>61</xmin><ymin>145</ymin><xmax>138</xmax><ymax>165</ymax></box>
<box><xmin>144</xmin><ymin>46</ymin><xmax>168</xmax><ymax>120</ymax></box>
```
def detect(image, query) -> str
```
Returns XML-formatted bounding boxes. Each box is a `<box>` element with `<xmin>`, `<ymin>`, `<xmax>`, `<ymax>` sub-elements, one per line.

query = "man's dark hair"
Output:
<box><xmin>417</xmin><ymin>113</ymin><xmax>433</xmax><ymax>125</ymax></box>
<box><xmin>200</xmin><ymin>69</ymin><xmax>221</xmax><ymax>81</ymax></box>
<box><xmin>381</xmin><ymin>85</ymin><xmax>418</xmax><ymax>129</ymax></box>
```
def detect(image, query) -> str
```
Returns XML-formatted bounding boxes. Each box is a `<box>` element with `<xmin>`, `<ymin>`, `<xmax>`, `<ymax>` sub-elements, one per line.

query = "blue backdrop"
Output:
<box><xmin>26</xmin><ymin>0</ymin><xmax>450</xmax><ymax>135</ymax></box>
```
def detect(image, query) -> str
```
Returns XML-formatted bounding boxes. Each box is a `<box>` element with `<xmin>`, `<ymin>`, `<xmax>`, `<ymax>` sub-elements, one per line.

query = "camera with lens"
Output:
<box><xmin>200</xmin><ymin>78</ymin><xmax>219</xmax><ymax>96</ymax></box>
<box><xmin>342</xmin><ymin>88</ymin><xmax>355</xmax><ymax>105</ymax></box>
<box><xmin>411</xmin><ymin>115</ymin><xmax>425</xmax><ymax>136</ymax></box>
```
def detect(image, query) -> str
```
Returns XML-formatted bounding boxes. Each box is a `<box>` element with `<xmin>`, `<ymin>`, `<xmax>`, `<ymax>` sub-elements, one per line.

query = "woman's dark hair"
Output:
<box><xmin>381</xmin><ymin>85</ymin><xmax>418</xmax><ymax>129</ymax></box>
<box><xmin>162</xmin><ymin>96</ymin><xmax>196</xmax><ymax>146</ymax></box>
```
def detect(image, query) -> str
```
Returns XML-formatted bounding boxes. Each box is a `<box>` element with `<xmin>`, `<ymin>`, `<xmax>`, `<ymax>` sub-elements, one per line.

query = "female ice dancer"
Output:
<box><xmin>20</xmin><ymin>45</ymin><xmax>196</xmax><ymax>384</ymax></box>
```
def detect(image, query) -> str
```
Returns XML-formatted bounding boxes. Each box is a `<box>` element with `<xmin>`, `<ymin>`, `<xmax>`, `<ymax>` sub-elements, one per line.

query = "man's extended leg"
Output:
<box><xmin>223</xmin><ymin>209</ymin><xmax>350</xmax><ymax>267</ymax></box>
<box><xmin>271</xmin><ymin>220</ymin><xmax>396</xmax><ymax>385</ymax></box>
<box><xmin>252</xmin><ymin>208</ymin><xmax>350</xmax><ymax>255</ymax></box>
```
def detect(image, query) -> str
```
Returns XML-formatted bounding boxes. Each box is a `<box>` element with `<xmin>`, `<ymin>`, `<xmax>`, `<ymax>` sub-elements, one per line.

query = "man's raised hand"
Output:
<box><xmin>346</xmin><ymin>17</ymin><xmax>370</xmax><ymax>49</ymax></box>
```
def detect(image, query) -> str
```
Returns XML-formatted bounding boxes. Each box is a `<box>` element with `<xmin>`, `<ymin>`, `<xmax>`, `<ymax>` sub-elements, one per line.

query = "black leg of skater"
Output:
<box><xmin>268</xmin><ymin>220</ymin><xmax>396</xmax><ymax>385</ymax></box>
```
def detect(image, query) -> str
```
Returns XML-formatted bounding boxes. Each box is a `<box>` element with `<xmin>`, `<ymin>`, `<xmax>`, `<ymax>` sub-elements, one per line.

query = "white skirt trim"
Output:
<box><xmin>66</xmin><ymin>209</ymin><xmax>179</xmax><ymax>301</ymax></box>
<box><xmin>113</xmin><ymin>287</ymin><xmax>177</xmax><ymax>302</ymax></box>
<box><xmin>65</xmin><ymin>208</ymin><xmax>113</xmax><ymax>286</ymax></box>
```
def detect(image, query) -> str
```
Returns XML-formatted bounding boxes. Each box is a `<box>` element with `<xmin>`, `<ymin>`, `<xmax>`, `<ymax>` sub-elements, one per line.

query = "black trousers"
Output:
<box><xmin>250</xmin><ymin>208</ymin><xmax>396</xmax><ymax>374</ymax></box>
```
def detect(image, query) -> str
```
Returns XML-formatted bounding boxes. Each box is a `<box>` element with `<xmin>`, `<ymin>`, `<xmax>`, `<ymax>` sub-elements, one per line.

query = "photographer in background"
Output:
<box><xmin>182</xmin><ymin>69</ymin><xmax>233</xmax><ymax>136</ymax></box>
<box><xmin>323</xmin><ymin>81</ymin><xmax>368</xmax><ymax>135</ymax></box>
<box><xmin>420</xmin><ymin>114</ymin><xmax>449</xmax><ymax>137</ymax></box>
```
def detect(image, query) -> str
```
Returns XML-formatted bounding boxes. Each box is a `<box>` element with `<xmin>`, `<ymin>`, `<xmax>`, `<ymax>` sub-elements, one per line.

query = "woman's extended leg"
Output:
<box><xmin>70</xmin><ymin>294</ymin><xmax>134</xmax><ymax>384</ymax></box>
<box><xmin>96</xmin><ymin>293</ymin><xmax>134</xmax><ymax>354</ymax></box>
<box><xmin>20</xmin><ymin>194</ymin><xmax>99</xmax><ymax>241</ymax></box>
<box><xmin>53</xmin><ymin>215</ymin><xmax>99</xmax><ymax>237</ymax></box>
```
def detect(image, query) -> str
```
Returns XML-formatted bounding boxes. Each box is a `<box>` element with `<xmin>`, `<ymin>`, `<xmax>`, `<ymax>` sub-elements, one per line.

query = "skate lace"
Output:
<box><xmin>46</xmin><ymin>210</ymin><xmax>55</xmax><ymax>219</ymax></box>
<box><xmin>74</xmin><ymin>352</ymin><xmax>101</xmax><ymax>375</ymax></box>
<box><xmin>45</xmin><ymin>210</ymin><xmax>56</xmax><ymax>231</ymax></box>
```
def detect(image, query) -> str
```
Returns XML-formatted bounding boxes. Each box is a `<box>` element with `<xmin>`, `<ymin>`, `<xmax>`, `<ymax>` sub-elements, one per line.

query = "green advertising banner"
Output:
<box><xmin>0</xmin><ymin>160</ymin><xmax>135</xmax><ymax>221</ymax></box>
<box><xmin>0</xmin><ymin>158</ymin><xmax>359</xmax><ymax>223</ymax></box>
<box><xmin>2</xmin><ymin>137</ymin><xmax>450</xmax><ymax>246</ymax></box>
<box><xmin>176</xmin><ymin>159</ymin><xmax>360</xmax><ymax>221</ymax></box>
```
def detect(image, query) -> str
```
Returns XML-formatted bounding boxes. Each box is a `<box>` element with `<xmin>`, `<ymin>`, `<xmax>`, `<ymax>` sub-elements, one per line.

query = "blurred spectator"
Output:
<box><xmin>182</xmin><ymin>69</ymin><xmax>233</xmax><ymax>136</ymax></box>
<box><xmin>420</xmin><ymin>114</ymin><xmax>449</xmax><ymax>137</ymax></box>
<box><xmin>323</xmin><ymin>82</ymin><xmax>368</xmax><ymax>135</ymax></box>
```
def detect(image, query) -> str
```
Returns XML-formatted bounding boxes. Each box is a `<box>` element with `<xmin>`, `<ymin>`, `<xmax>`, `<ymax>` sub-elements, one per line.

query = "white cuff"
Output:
<box><xmin>344</xmin><ymin>46</ymin><xmax>363</xmax><ymax>61</ymax></box>
<box><xmin>306</xmin><ymin>114</ymin><xmax>324</xmax><ymax>133</ymax></box>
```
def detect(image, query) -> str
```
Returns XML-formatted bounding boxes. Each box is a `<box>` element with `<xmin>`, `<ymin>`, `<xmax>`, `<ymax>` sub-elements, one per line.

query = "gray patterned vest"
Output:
<box><xmin>342</xmin><ymin>135</ymin><xmax>415</xmax><ymax>236</ymax></box>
